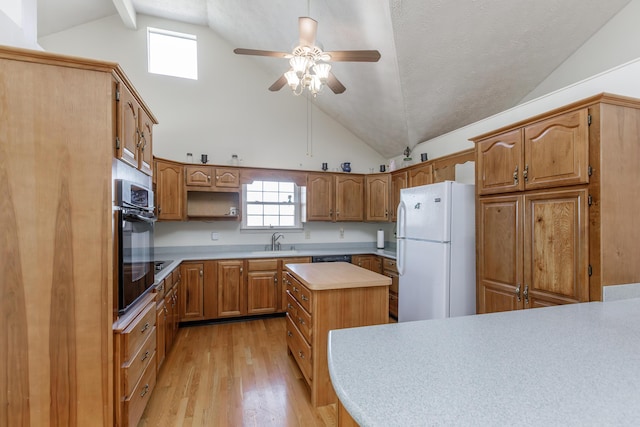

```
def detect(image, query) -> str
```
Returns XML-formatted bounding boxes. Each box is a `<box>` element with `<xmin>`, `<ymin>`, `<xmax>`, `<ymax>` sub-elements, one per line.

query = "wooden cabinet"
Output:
<box><xmin>114</xmin><ymin>294</ymin><xmax>157</xmax><ymax>427</ymax></box>
<box><xmin>115</xmin><ymin>81</ymin><xmax>157</xmax><ymax>176</ymax></box>
<box><xmin>247</xmin><ymin>259</ymin><xmax>279</xmax><ymax>315</ymax></box>
<box><xmin>155</xmin><ymin>293</ymin><xmax>167</xmax><ymax>371</ymax></box>
<box><xmin>154</xmin><ymin>158</ymin><xmax>184</xmax><ymax>220</ymax></box>
<box><xmin>474</xmin><ymin>94</ymin><xmax>640</xmax><ymax>312</ymax></box>
<box><xmin>390</xmin><ymin>171</ymin><xmax>407</xmax><ymax>222</ymax></box>
<box><xmin>284</xmin><ymin>263</ymin><xmax>389</xmax><ymax>407</ymax></box>
<box><xmin>352</xmin><ymin>254</ymin><xmax>382</xmax><ymax>273</ymax></box>
<box><xmin>185</xmin><ymin>166</ymin><xmax>240</xmax><ymax>190</ymax></box>
<box><xmin>306</xmin><ymin>173</ymin><xmax>364</xmax><ymax>221</ymax></box>
<box><xmin>383</xmin><ymin>258</ymin><xmax>399</xmax><ymax>319</ymax></box>
<box><xmin>477</xmin><ymin>190</ymin><xmax>589</xmax><ymax>313</ymax></box>
<box><xmin>180</xmin><ymin>262</ymin><xmax>205</xmax><ymax>321</ymax></box>
<box><xmin>365</xmin><ymin>174</ymin><xmax>390</xmax><ymax>221</ymax></box>
<box><xmin>217</xmin><ymin>260</ymin><xmax>245</xmax><ymax>317</ymax></box>
<box><xmin>156</xmin><ymin>266</ymin><xmax>181</xmax><ymax>372</ymax></box>
<box><xmin>476</xmin><ymin>109</ymin><xmax>589</xmax><ymax>195</ymax></box>
<box><xmin>408</xmin><ymin>162</ymin><xmax>433</xmax><ymax>187</ymax></box>
<box><xmin>280</xmin><ymin>257</ymin><xmax>312</xmax><ymax>312</ymax></box>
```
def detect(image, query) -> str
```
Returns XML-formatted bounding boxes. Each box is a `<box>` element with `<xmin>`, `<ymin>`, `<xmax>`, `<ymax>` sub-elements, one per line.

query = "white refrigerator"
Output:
<box><xmin>396</xmin><ymin>181</ymin><xmax>475</xmax><ymax>322</ymax></box>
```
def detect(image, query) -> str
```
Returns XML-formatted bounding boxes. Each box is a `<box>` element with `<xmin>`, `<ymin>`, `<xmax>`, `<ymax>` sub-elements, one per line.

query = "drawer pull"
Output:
<box><xmin>141</xmin><ymin>322</ymin><xmax>150</xmax><ymax>333</ymax></box>
<box><xmin>293</xmin><ymin>286</ymin><xmax>299</xmax><ymax>293</ymax></box>
<box><xmin>298</xmin><ymin>351</ymin><xmax>305</xmax><ymax>359</ymax></box>
<box><xmin>298</xmin><ymin>317</ymin><xmax>305</xmax><ymax>325</ymax></box>
<box><xmin>301</xmin><ymin>295</ymin><xmax>309</xmax><ymax>301</ymax></box>
<box><xmin>140</xmin><ymin>384</ymin><xmax>149</xmax><ymax>398</ymax></box>
<box><xmin>287</xmin><ymin>330</ymin><xmax>293</xmax><ymax>337</ymax></box>
<box><xmin>141</xmin><ymin>350</ymin><xmax>149</xmax><ymax>362</ymax></box>
<box><xmin>287</xmin><ymin>303</ymin><xmax>293</xmax><ymax>310</ymax></box>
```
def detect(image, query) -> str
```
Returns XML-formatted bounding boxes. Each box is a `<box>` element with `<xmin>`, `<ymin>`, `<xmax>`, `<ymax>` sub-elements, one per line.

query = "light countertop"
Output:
<box><xmin>285</xmin><ymin>262</ymin><xmax>391</xmax><ymax>290</ymax></box>
<box><xmin>328</xmin><ymin>298</ymin><xmax>640</xmax><ymax>426</ymax></box>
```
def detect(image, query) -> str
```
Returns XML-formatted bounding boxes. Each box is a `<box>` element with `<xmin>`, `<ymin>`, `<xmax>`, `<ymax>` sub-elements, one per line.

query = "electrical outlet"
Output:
<box><xmin>211</xmin><ymin>232</ymin><xmax>220</xmax><ymax>241</ymax></box>
<box><xmin>305</xmin><ymin>230</ymin><xmax>311</xmax><ymax>239</ymax></box>
<box><xmin>339</xmin><ymin>228</ymin><xmax>344</xmax><ymax>239</ymax></box>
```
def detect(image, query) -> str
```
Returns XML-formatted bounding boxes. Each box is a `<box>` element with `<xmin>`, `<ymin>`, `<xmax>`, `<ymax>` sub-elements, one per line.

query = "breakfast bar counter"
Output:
<box><xmin>328</xmin><ymin>298</ymin><xmax>640</xmax><ymax>426</ymax></box>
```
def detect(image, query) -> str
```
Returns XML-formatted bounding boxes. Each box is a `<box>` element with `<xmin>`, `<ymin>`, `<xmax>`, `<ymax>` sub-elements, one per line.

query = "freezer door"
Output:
<box><xmin>398</xmin><ymin>239</ymin><xmax>450</xmax><ymax>322</ymax></box>
<box><xmin>399</xmin><ymin>182</ymin><xmax>451</xmax><ymax>242</ymax></box>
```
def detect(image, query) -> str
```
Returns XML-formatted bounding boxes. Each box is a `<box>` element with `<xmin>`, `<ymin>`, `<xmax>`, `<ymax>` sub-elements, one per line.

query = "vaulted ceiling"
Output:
<box><xmin>37</xmin><ymin>0</ymin><xmax>632</xmax><ymax>158</ymax></box>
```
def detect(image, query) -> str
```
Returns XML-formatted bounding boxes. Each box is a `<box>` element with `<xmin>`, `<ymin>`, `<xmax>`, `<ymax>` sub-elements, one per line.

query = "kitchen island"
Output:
<box><xmin>285</xmin><ymin>262</ymin><xmax>391</xmax><ymax>407</ymax></box>
<box><xmin>328</xmin><ymin>298</ymin><xmax>640</xmax><ymax>426</ymax></box>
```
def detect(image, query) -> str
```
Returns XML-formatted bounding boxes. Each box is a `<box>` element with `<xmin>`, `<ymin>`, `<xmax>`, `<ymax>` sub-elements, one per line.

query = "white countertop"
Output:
<box><xmin>328</xmin><ymin>298</ymin><xmax>640</xmax><ymax>426</ymax></box>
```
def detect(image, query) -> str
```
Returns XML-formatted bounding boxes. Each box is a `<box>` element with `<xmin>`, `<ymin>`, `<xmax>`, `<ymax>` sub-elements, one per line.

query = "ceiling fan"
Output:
<box><xmin>233</xmin><ymin>17</ymin><xmax>381</xmax><ymax>96</ymax></box>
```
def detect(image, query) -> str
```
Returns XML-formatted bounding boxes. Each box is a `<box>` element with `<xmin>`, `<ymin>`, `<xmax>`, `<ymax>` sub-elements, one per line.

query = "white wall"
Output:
<box><xmin>38</xmin><ymin>14</ymin><xmax>386</xmax><ymax>173</ymax></box>
<box><xmin>0</xmin><ymin>0</ymin><xmax>39</xmax><ymax>49</ymax></box>
<box><xmin>38</xmin><ymin>13</ymin><xmax>389</xmax><ymax>248</ymax></box>
<box><xmin>392</xmin><ymin>0</ymin><xmax>640</xmax><ymax>165</ymax></box>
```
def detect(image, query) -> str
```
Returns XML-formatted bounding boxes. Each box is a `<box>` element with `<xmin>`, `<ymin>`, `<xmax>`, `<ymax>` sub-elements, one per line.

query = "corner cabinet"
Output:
<box><xmin>473</xmin><ymin>93</ymin><xmax>640</xmax><ymax>313</ymax></box>
<box><xmin>154</xmin><ymin>159</ymin><xmax>184</xmax><ymax>220</ymax></box>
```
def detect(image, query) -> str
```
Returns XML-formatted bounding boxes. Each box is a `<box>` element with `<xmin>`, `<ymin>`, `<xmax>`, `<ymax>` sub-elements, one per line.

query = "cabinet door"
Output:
<box><xmin>390</xmin><ymin>171</ymin><xmax>407</xmax><ymax>222</ymax></box>
<box><xmin>213</xmin><ymin>168</ymin><xmax>239</xmax><ymax>189</ymax></box>
<box><xmin>247</xmin><ymin>271</ymin><xmax>278</xmax><ymax>314</ymax></box>
<box><xmin>185</xmin><ymin>166</ymin><xmax>213</xmax><ymax>187</ymax></box>
<box><xmin>116</xmin><ymin>82</ymin><xmax>141</xmax><ymax>169</ymax></box>
<box><xmin>138</xmin><ymin>109</ymin><xmax>154</xmax><ymax>176</ymax></box>
<box><xmin>306</xmin><ymin>173</ymin><xmax>334</xmax><ymax>221</ymax></box>
<box><xmin>408</xmin><ymin>163</ymin><xmax>433</xmax><ymax>187</ymax></box>
<box><xmin>217</xmin><ymin>260</ymin><xmax>245</xmax><ymax>317</ymax></box>
<box><xmin>155</xmin><ymin>160</ymin><xmax>184</xmax><ymax>220</ymax></box>
<box><xmin>335</xmin><ymin>175</ymin><xmax>364</xmax><ymax>221</ymax></box>
<box><xmin>523</xmin><ymin>109</ymin><xmax>589</xmax><ymax>190</ymax></box>
<box><xmin>164</xmin><ymin>289</ymin><xmax>175</xmax><ymax>353</ymax></box>
<box><xmin>180</xmin><ymin>262</ymin><xmax>204</xmax><ymax>321</ymax></box>
<box><xmin>476</xmin><ymin>129</ymin><xmax>523</xmax><ymax>195</ymax></box>
<box><xmin>477</xmin><ymin>194</ymin><xmax>524</xmax><ymax>314</ymax></box>
<box><xmin>170</xmin><ymin>281</ymin><xmax>180</xmax><ymax>347</ymax></box>
<box><xmin>523</xmin><ymin>189</ymin><xmax>589</xmax><ymax>306</ymax></box>
<box><xmin>365</xmin><ymin>174</ymin><xmax>390</xmax><ymax>222</ymax></box>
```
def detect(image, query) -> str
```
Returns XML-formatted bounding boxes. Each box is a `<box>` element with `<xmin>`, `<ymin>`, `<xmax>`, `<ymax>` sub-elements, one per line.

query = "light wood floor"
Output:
<box><xmin>139</xmin><ymin>316</ymin><xmax>337</xmax><ymax>427</ymax></box>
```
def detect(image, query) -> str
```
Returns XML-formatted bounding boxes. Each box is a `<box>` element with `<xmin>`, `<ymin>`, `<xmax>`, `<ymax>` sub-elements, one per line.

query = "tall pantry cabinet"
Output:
<box><xmin>473</xmin><ymin>93</ymin><xmax>640</xmax><ymax>314</ymax></box>
<box><xmin>0</xmin><ymin>46</ymin><xmax>156</xmax><ymax>426</ymax></box>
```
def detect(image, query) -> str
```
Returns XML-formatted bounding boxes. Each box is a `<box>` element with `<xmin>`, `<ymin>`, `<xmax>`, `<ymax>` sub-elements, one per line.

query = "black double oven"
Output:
<box><xmin>116</xmin><ymin>179</ymin><xmax>156</xmax><ymax>315</ymax></box>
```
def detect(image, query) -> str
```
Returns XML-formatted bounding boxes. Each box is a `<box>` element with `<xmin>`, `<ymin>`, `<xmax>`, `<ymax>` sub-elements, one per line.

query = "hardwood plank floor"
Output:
<box><xmin>139</xmin><ymin>316</ymin><xmax>337</xmax><ymax>427</ymax></box>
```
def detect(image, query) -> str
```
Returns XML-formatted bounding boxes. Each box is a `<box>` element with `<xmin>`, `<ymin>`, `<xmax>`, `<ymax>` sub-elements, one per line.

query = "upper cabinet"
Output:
<box><xmin>185</xmin><ymin>166</ymin><xmax>240</xmax><ymax>191</ymax></box>
<box><xmin>476</xmin><ymin>109</ymin><xmax>589</xmax><ymax>195</ymax></box>
<box><xmin>155</xmin><ymin>159</ymin><xmax>184</xmax><ymax>221</ymax></box>
<box><xmin>408</xmin><ymin>162</ymin><xmax>433</xmax><ymax>187</ymax></box>
<box><xmin>115</xmin><ymin>80</ymin><xmax>157</xmax><ymax>175</ymax></box>
<box><xmin>365</xmin><ymin>174</ymin><xmax>390</xmax><ymax>222</ymax></box>
<box><xmin>306</xmin><ymin>173</ymin><xmax>364</xmax><ymax>222</ymax></box>
<box><xmin>390</xmin><ymin>171</ymin><xmax>407</xmax><ymax>222</ymax></box>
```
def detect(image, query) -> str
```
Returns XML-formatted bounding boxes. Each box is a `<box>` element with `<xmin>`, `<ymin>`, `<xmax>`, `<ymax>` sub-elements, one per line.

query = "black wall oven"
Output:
<box><xmin>116</xmin><ymin>179</ymin><xmax>156</xmax><ymax>315</ymax></box>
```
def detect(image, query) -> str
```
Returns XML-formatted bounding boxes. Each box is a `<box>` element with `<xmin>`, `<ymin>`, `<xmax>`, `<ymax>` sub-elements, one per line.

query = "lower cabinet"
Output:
<box><xmin>352</xmin><ymin>254</ymin><xmax>382</xmax><ymax>273</ymax></box>
<box><xmin>157</xmin><ymin>266</ymin><xmax>181</xmax><ymax>371</ymax></box>
<box><xmin>382</xmin><ymin>258</ymin><xmax>399</xmax><ymax>319</ymax></box>
<box><xmin>180</xmin><ymin>262</ymin><xmax>205</xmax><ymax>321</ymax></box>
<box><xmin>113</xmin><ymin>294</ymin><xmax>157</xmax><ymax>427</ymax></box>
<box><xmin>247</xmin><ymin>259</ymin><xmax>279</xmax><ymax>315</ymax></box>
<box><xmin>477</xmin><ymin>189</ymin><xmax>589</xmax><ymax>314</ymax></box>
<box><xmin>217</xmin><ymin>260</ymin><xmax>246</xmax><ymax>317</ymax></box>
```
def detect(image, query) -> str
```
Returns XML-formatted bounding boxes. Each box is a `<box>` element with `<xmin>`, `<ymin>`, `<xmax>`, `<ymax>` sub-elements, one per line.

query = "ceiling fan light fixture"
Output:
<box><xmin>309</xmin><ymin>75</ymin><xmax>323</xmax><ymax>95</ymax></box>
<box><xmin>284</xmin><ymin>69</ymin><xmax>300</xmax><ymax>90</ymax></box>
<box><xmin>313</xmin><ymin>63</ymin><xmax>331</xmax><ymax>83</ymax></box>
<box><xmin>289</xmin><ymin>56</ymin><xmax>309</xmax><ymax>78</ymax></box>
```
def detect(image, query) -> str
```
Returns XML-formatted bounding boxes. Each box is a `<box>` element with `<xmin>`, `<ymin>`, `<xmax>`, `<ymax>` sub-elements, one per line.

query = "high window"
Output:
<box><xmin>147</xmin><ymin>27</ymin><xmax>198</xmax><ymax>80</ymax></box>
<box><xmin>242</xmin><ymin>180</ymin><xmax>303</xmax><ymax>230</ymax></box>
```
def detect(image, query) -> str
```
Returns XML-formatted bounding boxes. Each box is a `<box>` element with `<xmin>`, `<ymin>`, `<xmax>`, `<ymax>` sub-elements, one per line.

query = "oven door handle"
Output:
<box><xmin>122</xmin><ymin>211</ymin><xmax>157</xmax><ymax>223</ymax></box>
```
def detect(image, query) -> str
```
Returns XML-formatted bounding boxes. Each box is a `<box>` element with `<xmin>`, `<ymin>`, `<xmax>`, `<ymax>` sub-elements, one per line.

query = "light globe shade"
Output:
<box><xmin>313</xmin><ymin>63</ymin><xmax>331</xmax><ymax>83</ymax></box>
<box><xmin>289</xmin><ymin>56</ymin><xmax>308</xmax><ymax>78</ymax></box>
<box><xmin>310</xmin><ymin>75</ymin><xmax>323</xmax><ymax>95</ymax></box>
<box><xmin>284</xmin><ymin>69</ymin><xmax>299</xmax><ymax>90</ymax></box>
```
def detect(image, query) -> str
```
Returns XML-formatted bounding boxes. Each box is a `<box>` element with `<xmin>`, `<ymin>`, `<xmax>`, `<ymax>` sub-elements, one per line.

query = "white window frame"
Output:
<box><xmin>241</xmin><ymin>180</ymin><xmax>303</xmax><ymax>230</ymax></box>
<box><xmin>147</xmin><ymin>27</ymin><xmax>198</xmax><ymax>80</ymax></box>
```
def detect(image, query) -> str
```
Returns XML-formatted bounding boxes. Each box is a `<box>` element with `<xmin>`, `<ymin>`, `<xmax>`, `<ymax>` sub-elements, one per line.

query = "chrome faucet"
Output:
<box><xmin>271</xmin><ymin>232</ymin><xmax>284</xmax><ymax>251</ymax></box>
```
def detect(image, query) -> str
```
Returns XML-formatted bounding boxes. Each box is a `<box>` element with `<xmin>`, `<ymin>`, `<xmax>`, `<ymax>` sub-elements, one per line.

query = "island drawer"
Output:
<box><xmin>287</xmin><ymin>291</ymin><xmax>312</xmax><ymax>343</ymax></box>
<box><xmin>383</xmin><ymin>258</ymin><xmax>398</xmax><ymax>273</ymax></box>
<box><xmin>286</xmin><ymin>273</ymin><xmax>312</xmax><ymax>314</ymax></box>
<box><xmin>286</xmin><ymin>313</ymin><xmax>312</xmax><ymax>383</ymax></box>
<box><xmin>121</xmin><ymin>298</ymin><xmax>157</xmax><ymax>363</ymax></box>
<box><xmin>122</xmin><ymin>327</ymin><xmax>156</xmax><ymax>398</ymax></box>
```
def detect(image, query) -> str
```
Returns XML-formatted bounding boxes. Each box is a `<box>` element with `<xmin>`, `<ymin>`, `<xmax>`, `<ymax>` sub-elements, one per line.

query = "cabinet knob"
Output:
<box><xmin>513</xmin><ymin>165</ymin><xmax>519</xmax><ymax>185</ymax></box>
<box><xmin>298</xmin><ymin>317</ymin><xmax>305</xmax><ymax>325</ymax></box>
<box><xmin>287</xmin><ymin>330</ymin><xmax>293</xmax><ymax>337</ymax></box>
<box><xmin>207</xmin><ymin>175</ymin><xmax>211</xmax><ymax>182</ymax></box>
<box><xmin>523</xmin><ymin>284</ymin><xmax>529</xmax><ymax>304</ymax></box>
<box><xmin>298</xmin><ymin>351</ymin><xmax>305</xmax><ymax>359</ymax></box>
<box><xmin>523</xmin><ymin>164</ymin><xmax>529</xmax><ymax>182</ymax></box>
<box><xmin>141</xmin><ymin>350</ymin><xmax>149</xmax><ymax>362</ymax></box>
<box><xmin>515</xmin><ymin>283</ymin><xmax>521</xmax><ymax>302</ymax></box>
<box><xmin>140</xmin><ymin>322</ymin><xmax>150</xmax><ymax>333</ymax></box>
<box><xmin>301</xmin><ymin>295</ymin><xmax>308</xmax><ymax>301</ymax></box>
<box><xmin>140</xmin><ymin>384</ymin><xmax>150</xmax><ymax>398</ymax></box>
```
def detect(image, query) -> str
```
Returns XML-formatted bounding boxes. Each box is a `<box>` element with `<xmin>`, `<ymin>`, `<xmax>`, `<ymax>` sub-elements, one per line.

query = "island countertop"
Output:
<box><xmin>285</xmin><ymin>262</ymin><xmax>391</xmax><ymax>291</ymax></box>
<box><xmin>328</xmin><ymin>298</ymin><xmax>640</xmax><ymax>426</ymax></box>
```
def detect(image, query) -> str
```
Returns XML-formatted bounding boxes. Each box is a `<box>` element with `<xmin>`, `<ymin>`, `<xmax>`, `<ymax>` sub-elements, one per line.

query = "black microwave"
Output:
<box><xmin>115</xmin><ymin>180</ymin><xmax>156</xmax><ymax>314</ymax></box>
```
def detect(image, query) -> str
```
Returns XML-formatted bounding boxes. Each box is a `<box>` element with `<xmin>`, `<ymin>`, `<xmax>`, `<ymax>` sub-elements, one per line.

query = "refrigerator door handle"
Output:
<box><xmin>397</xmin><ymin>201</ymin><xmax>407</xmax><ymax>276</ymax></box>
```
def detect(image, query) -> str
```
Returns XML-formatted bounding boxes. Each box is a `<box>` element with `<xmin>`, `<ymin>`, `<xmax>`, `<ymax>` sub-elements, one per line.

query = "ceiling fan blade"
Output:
<box><xmin>324</xmin><ymin>50</ymin><xmax>381</xmax><ymax>62</ymax></box>
<box><xmin>233</xmin><ymin>48</ymin><xmax>290</xmax><ymax>58</ymax></box>
<box><xmin>299</xmin><ymin>17</ymin><xmax>318</xmax><ymax>47</ymax></box>
<box><xmin>268</xmin><ymin>75</ymin><xmax>287</xmax><ymax>92</ymax></box>
<box><xmin>326</xmin><ymin>72</ymin><xmax>346</xmax><ymax>94</ymax></box>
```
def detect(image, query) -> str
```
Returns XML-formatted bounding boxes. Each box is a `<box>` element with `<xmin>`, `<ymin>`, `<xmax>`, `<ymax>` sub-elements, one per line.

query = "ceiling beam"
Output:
<box><xmin>112</xmin><ymin>0</ymin><xmax>136</xmax><ymax>30</ymax></box>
